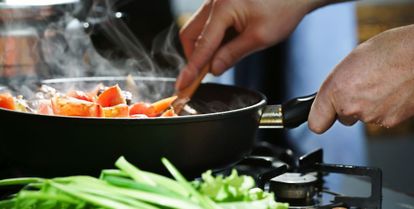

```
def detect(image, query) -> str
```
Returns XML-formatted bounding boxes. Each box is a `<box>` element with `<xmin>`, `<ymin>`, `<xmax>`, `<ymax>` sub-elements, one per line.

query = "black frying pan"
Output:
<box><xmin>0</xmin><ymin>76</ymin><xmax>315</xmax><ymax>177</ymax></box>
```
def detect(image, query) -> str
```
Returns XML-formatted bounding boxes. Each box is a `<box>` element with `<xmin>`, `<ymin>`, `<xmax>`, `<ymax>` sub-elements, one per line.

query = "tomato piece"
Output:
<box><xmin>67</xmin><ymin>90</ymin><xmax>94</xmax><ymax>102</ymax></box>
<box><xmin>97</xmin><ymin>85</ymin><xmax>126</xmax><ymax>107</ymax></box>
<box><xmin>0</xmin><ymin>93</ymin><xmax>15</xmax><ymax>110</ymax></box>
<box><xmin>129</xmin><ymin>102</ymin><xmax>155</xmax><ymax>117</ymax></box>
<box><xmin>151</xmin><ymin>96</ymin><xmax>177</xmax><ymax>116</ymax></box>
<box><xmin>161</xmin><ymin>108</ymin><xmax>177</xmax><ymax>117</ymax></box>
<box><xmin>103</xmin><ymin>104</ymin><xmax>129</xmax><ymax>118</ymax></box>
<box><xmin>51</xmin><ymin>96</ymin><xmax>102</xmax><ymax>117</ymax></box>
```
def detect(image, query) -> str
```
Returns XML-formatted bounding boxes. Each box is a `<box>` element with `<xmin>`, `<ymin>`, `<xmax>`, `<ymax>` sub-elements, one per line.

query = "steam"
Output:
<box><xmin>0</xmin><ymin>0</ymin><xmax>185</xmax><ymax>102</ymax></box>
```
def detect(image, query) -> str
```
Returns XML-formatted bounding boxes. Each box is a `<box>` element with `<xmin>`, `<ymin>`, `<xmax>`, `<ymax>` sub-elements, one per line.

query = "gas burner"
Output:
<box><xmin>231</xmin><ymin>146</ymin><xmax>383</xmax><ymax>209</ymax></box>
<box><xmin>270</xmin><ymin>172</ymin><xmax>318</xmax><ymax>203</ymax></box>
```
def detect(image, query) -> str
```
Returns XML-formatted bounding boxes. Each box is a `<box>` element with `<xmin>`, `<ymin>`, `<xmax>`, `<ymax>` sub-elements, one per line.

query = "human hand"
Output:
<box><xmin>308</xmin><ymin>25</ymin><xmax>414</xmax><ymax>134</ymax></box>
<box><xmin>176</xmin><ymin>0</ymin><xmax>322</xmax><ymax>90</ymax></box>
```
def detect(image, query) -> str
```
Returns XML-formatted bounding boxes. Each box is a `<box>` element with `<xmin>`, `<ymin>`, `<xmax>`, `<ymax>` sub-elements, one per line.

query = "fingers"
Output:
<box><xmin>176</xmin><ymin>5</ymin><xmax>233</xmax><ymax>90</ymax></box>
<box><xmin>210</xmin><ymin>31</ymin><xmax>265</xmax><ymax>75</ymax></box>
<box><xmin>308</xmin><ymin>92</ymin><xmax>337</xmax><ymax>134</ymax></box>
<box><xmin>179</xmin><ymin>0</ymin><xmax>213</xmax><ymax>59</ymax></box>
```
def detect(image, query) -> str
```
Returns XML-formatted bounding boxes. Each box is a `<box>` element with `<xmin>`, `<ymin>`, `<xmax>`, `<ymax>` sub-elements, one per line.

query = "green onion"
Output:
<box><xmin>115</xmin><ymin>156</ymin><xmax>156</xmax><ymax>186</ymax></box>
<box><xmin>161</xmin><ymin>158</ymin><xmax>222</xmax><ymax>209</ymax></box>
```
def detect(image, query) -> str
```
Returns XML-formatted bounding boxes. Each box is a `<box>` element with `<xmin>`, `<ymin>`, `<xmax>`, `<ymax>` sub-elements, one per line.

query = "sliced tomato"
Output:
<box><xmin>0</xmin><ymin>93</ymin><xmax>15</xmax><ymax>110</ymax></box>
<box><xmin>51</xmin><ymin>96</ymin><xmax>102</xmax><ymax>117</ymax></box>
<box><xmin>161</xmin><ymin>108</ymin><xmax>177</xmax><ymax>117</ymax></box>
<box><xmin>96</xmin><ymin>85</ymin><xmax>126</xmax><ymax>107</ymax></box>
<box><xmin>67</xmin><ymin>90</ymin><xmax>94</xmax><ymax>102</ymax></box>
<box><xmin>102</xmin><ymin>104</ymin><xmax>129</xmax><ymax>118</ymax></box>
<box><xmin>150</xmin><ymin>96</ymin><xmax>177</xmax><ymax>116</ymax></box>
<box><xmin>129</xmin><ymin>102</ymin><xmax>155</xmax><ymax>117</ymax></box>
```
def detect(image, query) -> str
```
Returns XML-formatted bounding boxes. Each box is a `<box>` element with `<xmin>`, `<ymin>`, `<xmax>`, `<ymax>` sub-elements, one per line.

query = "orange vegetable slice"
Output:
<box><xmin>161</xmin><ymin>108</ymin><xmax>177</xmax><ymax>117</ymax></box>
<box><xmin>51</xmin><ymin>96</ymin><xmax>102</xmax><ymax>117</ymax></box>
<box><xmin>151</xmin><ymin>96</ymin><xmax>177</xmax><ymax>116</ymax></box>
<box><xmin>97</xmin><ymin>85</ymin><xmax>126</xmax><ymax>107</ymax></box>
<box><xmin>103</xmin><ymin>104</ymin><xmax>129</xmax><ymax>118</ymax></box>
<box><xmin>0</xmin><ymin>93</ymin><xmax>15</xmax><ymax>110</ymax></box>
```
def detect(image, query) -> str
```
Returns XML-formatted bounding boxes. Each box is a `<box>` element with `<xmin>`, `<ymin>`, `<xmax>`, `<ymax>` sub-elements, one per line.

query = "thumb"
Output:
<box><xmin>308</xmin><ymin>92</ymin><xmax>337</xmax><ymax>134</ymax></box>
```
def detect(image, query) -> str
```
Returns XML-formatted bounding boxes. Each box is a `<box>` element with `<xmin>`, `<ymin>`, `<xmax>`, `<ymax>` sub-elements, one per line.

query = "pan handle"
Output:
<box><xmin>259</xmin><ymin>93</ymin><xmax>316</xmax><ymax>129</ymax></box>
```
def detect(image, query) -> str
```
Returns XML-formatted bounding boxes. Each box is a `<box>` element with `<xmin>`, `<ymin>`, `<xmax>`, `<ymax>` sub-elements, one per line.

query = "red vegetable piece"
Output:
<box><xmin>0</xmin><ymin>93</ymin><xmax>15</xmax><ymax>110</ymax></box>
<box><xmin>51</xmin><ymin>96</ymin><xmax>103</xmax><ymax>117</ymax></box>
<box><xmin>97</xmin><ymin>85</ymin><xmax>126</xmax><ymax>107</ymax></box>
<box><xmin>129</xmin><ymin>102</ymin><xmax>155</xmax><ymax>117</ymax></box>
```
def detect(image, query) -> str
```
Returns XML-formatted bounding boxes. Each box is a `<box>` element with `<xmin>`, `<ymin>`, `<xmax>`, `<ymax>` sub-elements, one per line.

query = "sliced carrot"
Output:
<box><xmin>103</xmin><ymin>104</ymin><xmax>129</xmax><ymax>118</ymax></box>
<box><xmin>0</xmin><ymin>93</ymin><xmax>15</xmax><ymax>110</ymax></box>
<box><xmin>161</xmin><ymin>108</ymin><xmax>177</xmax><ymax>117</ymax></box>
<box><xmin>51</xmin><ymin>96</ymin><xmax>103</xmax><ymax>117</ymax></box>
<box><xmin>151</xmin><ymin>96</ymin><xmax>177</xmax><ymax>116</ymax></box>
<box><xmin>97</xmin><ymin>85</ymin><xmax>126</xmax><ymax>107</ymax></box>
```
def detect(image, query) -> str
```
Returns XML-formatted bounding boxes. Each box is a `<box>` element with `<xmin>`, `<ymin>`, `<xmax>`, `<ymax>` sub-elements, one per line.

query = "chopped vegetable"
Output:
<box><xmin>97</xmin><ymin>85</ymin><xmax>126</xmax><ymax>107</ymax></box>
<box><xmin>51</xmin><ymin>96</ymin><xmax>103</xmax><ymax>117</ymax></box>
<box><xmin>0</xmin><ymin>157</ymin><xmax>289</xmax><ymax>209</ymax></box>
<box><xmin>0</xmin><ymin>82</ymin><xmax>180</xmax><ymax>118</ymax></box>
<box><xmin>102</xmin><ymin>104</ymin><xmax>129</xmax><ymax>118</ymax></box>
<box><xmin>161</xmin><ymin>108</ymin><xmax>177</xmax><ymax>117</ymax></box>
<box><xmin>129</xmin><ymin>102</ymin><xmax>155</xmax><ymax>117</ymax></box>
<box><xmin>0</xmin><ymin>93</ymin><xmax>15</xmax><ymax>110</ymax></box>
<box><xmin>150</xmin><ymin>96</ymin><xmax>177</xmax><ymax>116</ymax></box>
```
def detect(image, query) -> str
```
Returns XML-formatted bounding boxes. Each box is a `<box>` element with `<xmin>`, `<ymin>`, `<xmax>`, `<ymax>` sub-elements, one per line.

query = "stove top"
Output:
<box><xmin>218</xmin><ymin>141</ymin><xmax>414</xmax><ymax>209</ymax></box>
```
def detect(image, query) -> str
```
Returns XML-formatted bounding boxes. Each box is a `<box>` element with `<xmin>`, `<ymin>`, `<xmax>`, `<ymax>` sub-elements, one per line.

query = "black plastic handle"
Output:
<box><xmin>282</xmin><ymin>93</ymin><xmax>316</xmax><ymax>128</ymax></box>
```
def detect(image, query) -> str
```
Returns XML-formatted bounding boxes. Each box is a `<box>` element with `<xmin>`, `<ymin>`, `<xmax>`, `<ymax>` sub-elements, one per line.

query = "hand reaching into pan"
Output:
<box><xmin>175</xmin><ymin>0</ymin><xmax>326</xmax><ymax>90</ymax></box>
<box><xmin>308</xmin><ymin>25</ymin><xmax>414</xmax><ymax>133</ymax></box>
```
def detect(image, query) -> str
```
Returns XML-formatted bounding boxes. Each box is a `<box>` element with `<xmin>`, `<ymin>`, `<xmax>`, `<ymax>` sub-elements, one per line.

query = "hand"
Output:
<box><xmin>308</xmin><ymin>25</ymin><xmax>414</xmax><ymax>134</ymax></box>
<box><xmin>176</xmin><ymin>0</ymin><xmax>321</xmax><ymax>90</ymax></box>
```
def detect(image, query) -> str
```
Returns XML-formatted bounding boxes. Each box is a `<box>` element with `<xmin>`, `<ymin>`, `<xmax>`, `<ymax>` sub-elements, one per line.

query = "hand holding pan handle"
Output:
<box><xmin>259</xmin><ymin>93</ymin><xmax>317</xmax><ymax>129</ymax></box>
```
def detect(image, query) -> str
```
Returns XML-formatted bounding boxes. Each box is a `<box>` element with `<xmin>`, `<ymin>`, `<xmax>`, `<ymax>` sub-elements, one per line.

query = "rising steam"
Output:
<box><xmin>0</xmin><ymin>0</ymin><xmax>185</xmax><ymax>101</ymax></box>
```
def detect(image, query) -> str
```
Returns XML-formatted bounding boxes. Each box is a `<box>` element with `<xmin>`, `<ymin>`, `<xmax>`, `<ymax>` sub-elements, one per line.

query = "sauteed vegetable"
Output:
<box><xmin>0</xmin><ymin>84</ymin><xmax>178</xmax><ymax>118</ymax></box>
<box><xmin>0</xmin><ymin>157</ymin><xmax>288</xmax><ymax>209</ymax></box>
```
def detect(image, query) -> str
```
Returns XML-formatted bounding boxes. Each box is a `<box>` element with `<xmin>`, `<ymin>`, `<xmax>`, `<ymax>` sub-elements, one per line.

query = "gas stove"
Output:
<box><xmin>216</xmin><ymin>141</ymin><xmax>383</xmax><ymax>209</ymax></box>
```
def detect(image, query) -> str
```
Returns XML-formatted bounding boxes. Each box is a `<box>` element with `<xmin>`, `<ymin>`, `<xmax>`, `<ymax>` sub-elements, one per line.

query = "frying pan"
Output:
<box><xmin>0</xmin><ymin>76</ymin><xmax>315</xmax><ymax>177</ymax></box>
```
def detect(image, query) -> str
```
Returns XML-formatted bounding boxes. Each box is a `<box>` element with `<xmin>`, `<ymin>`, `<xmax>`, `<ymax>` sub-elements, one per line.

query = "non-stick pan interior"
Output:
<box><xmin>41</xmin><ymin>76</ymin><xmax>266</xmax><ymax>115</ymax></box>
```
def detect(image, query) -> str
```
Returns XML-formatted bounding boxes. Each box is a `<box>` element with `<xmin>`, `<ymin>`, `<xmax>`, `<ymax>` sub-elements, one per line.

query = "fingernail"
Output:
<box><xmin>212</xmin><ymin>59</ymin><xmax>226</xmax><ymax>75</ymax></box>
